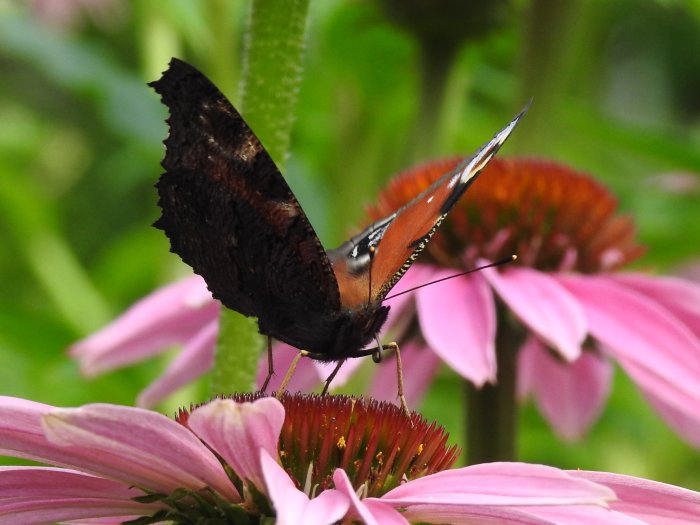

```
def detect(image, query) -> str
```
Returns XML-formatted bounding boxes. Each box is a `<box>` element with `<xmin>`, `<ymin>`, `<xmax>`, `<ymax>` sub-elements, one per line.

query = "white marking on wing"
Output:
<box><xmin>458</xmin><ymin>110</ymin><xmax>523</xmax><ymax>185</ymax></box>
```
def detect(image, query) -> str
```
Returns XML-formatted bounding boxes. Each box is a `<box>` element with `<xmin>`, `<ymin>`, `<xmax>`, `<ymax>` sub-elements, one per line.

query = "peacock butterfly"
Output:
<box><xmin>150</xmin><ymin>58</ymin><xmax>525</xmax><ymax>381</ymax></box>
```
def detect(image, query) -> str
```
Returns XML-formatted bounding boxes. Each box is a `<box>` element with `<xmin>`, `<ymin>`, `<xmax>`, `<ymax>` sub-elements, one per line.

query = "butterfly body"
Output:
<box><xmin>150</xmin><ymin>58</ymin><xmax>524</xmax><ymax>363</ymax></box>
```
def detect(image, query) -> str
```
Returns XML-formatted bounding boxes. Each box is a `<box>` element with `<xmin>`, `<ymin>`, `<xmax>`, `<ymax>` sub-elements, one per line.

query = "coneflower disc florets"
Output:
<box><xmin>177</xmin><ymin>392</ymin><xmax>459</xmax><ymax>500</ymax></box>
<box><xmin>367</xmin><ymin>157</ymin><xmax>645</xmax><ymax>273</ymax></box>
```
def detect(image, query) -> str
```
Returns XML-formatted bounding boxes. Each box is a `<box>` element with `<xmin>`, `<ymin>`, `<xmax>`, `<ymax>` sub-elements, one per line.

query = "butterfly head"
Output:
<box><xmin>305</xmin><ymin>301</ymin><xmax>390</xmax><ymax>362</ymax></box>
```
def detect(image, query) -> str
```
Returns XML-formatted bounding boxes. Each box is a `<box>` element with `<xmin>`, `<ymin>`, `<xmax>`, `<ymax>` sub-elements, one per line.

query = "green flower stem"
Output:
<box><xmin>516</xmin><ymin>0</ymin><xmax>586</xmax><ymax>153</ymax></box>
<box><xmin>238</xmin><ymin>0</ymin><xmax>310</xmax><ymax>166</ymax></box>
<box><xmin>409</xmin><ymin>45</ymin><xmax>458</xmax><ymax>161</ymax></box>
<box><xmin>211</xmin><ymin>0</ymin><xmax>310</xmax><ymax>396</ymax></box>
<box><xmin>463</xmin><ymin>0</ymin><xmax>586</xmax><ymax>460</ymax></box>
<box><xmin>465</xmin><ymin>307</ymin><xmax>524</xmax><ymax>463</ymax></box>
<box><xmin>204</xmin><ymin>0</ymin><xmax>240</xmax><ymax>98</ymax></box>
<box><xmin>211</xmin><ymin>313</ymin><xmax>266</xmax><ymax>395</ymax></box>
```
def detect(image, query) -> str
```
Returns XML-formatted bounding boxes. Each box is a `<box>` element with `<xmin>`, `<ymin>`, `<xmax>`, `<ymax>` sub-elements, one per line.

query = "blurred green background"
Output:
<box><xmin>1</xmin><ymin>0</ymin><xmax>699</xmax><ymax>490</ymax></box>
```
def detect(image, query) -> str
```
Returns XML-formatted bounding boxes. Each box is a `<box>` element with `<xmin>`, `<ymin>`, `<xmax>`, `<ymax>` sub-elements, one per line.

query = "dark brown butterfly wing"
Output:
<box><xmin>328</xmin><ymin>108</ymin><xmax>527</xmax><ymax>308</ymax></box>
<box><xmin>150</xmin><ymin>59</ymin><xmax>341</xmax><ymax>334</ymax></box>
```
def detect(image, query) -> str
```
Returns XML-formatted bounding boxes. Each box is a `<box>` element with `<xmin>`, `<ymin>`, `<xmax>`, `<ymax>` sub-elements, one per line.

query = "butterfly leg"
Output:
<box><xmin>348</xmin><ymin>341</ymin><xmax>413</xmax><ymax>420</ymax></box>
<box><xmin>389</xmin><ymin>342</ymin><xmax>412</xmax><ymax>421</ymax></box>
<box><xmin>275</xmin><ymin>349</ymin><xmax>309</xmax><ymax>400</ymax></box>
<box><xmin>321</xmin><ymin>360</ymin><xmax>346</xmax><ymax>395</ymax></box>
<box><xmin>260</xmin><ymin>336</ymin><xmax>275</xmax><ymax>392</ymax></box>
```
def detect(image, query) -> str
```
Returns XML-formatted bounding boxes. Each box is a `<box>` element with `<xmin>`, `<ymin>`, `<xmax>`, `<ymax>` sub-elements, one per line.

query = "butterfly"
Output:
<box><xmin>150</xmin><ymin>58</ymin><xmax>525</xmax><ymax>392</ymax></box>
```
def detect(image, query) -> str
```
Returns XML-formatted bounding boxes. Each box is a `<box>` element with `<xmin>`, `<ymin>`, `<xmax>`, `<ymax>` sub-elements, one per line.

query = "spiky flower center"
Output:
<box><xmin>367</xmin><ymin>157</ymin><xmax>645</xmax><ymax>273</ymax></box>
<box><xmin>177</xmin><ymin>392</ymin><xmax>458</xmax><ymax>501</ymax></box>
<box><xmin>278</xmin><ymin>392</ymin><xmax>459</xmax><ymax>497</ymax></box>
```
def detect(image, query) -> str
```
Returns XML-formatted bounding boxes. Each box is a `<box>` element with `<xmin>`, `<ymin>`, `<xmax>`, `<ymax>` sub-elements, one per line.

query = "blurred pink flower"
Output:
<box><xmin>2</xmin><ymin>393</ymin><xmax>698</xmax><ymax>524</ymax></box>
<box><xmin>68</xmin><ymin>274</ymin><xmax>326</xmax><ymax>406</ymax></box>
<box><xmin>645</xmin><ymin>171</ymin><xmax>700</xmax><ymax>195</ymax></box>
<box><xmin>675</xmin><ymin>258</ymin><xmax>700</xmax><ymax>283</ymax></box>
<box><xmin>30</xmin><ymin>0</ymin><xmax>128</xmax><ymax>31</ymax></box>
<box><xmin>365</xmin><ymin>157</ymin><xmax>700</xmax><ymax>447</ymax></box>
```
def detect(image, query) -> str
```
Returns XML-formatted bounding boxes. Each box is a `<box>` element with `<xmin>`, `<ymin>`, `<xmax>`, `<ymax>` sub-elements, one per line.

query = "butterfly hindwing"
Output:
<box><xmin>150</xmin><ymin>59</ymin><xmax>341</xmax><ymax>327</ymax></box>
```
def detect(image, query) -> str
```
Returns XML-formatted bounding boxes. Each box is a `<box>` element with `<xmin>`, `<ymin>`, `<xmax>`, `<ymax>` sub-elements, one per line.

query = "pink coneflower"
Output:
<box><xmin>1</xmin><ymin>393</ymin><xmax>698</xmax><ymax>524</ymax></box>
<box><xmin>30</xmin><ymin>0</ymin><xmax>128</xmax><ymax>31</ymax></box>
<box><xmin>364</xmin><ymin>157</ymin><xmax>700</xmax><ymax>449</ymax></box>
<box><xmin>70</xmin><ymin>157</ymin><xmax>700</xmax><ymax>451</ymax></box>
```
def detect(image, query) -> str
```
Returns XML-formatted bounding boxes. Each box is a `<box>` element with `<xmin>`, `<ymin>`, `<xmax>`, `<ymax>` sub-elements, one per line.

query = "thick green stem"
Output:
<box><xmin>515</xmin><ymin>0</ymin><xmax>587</xmax><ymax>153</ymax></box>
<box><xmin>465</xmin><ymin>307</ymin><xmax>524</xmax><ymax>463</ymax></box>
<box><xmin>238</xmin><ymin>0</ymin><xmax>310</xmax><ymax>166</ymax></box>
<box><xmin>462</xmin><ymin>1</ymin><xmax>587</xmax><ymax>447</ymax></box>
<box><xmin>410</xmin><ymin>45</ymin><xmax>457</xmax><ymax>161</ymax></box>
<box><xmin>211</xmin><ymin>0</ymin><xmax>310</xmax><ymax>397</ymax></box>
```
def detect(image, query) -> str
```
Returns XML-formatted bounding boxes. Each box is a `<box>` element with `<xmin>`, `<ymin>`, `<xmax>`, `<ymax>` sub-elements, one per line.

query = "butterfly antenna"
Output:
<box><xmin>384</xmin><ymin>255</ymin><xmax>517</xmax><ymax>301</ymax></box>
<box><xmin>367</xmin><ymin>245</ymin><xmax>376</xmax><ymax>304</ymax></box>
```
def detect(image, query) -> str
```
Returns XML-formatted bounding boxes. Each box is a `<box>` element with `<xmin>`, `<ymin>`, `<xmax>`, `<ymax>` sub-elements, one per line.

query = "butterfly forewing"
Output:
<box><xmin>328</xmin><ymin>109</ymin><xmax>527</xmax><ymax>307</ymax></box>
<box><xmin>150</xmin><ymin>58</ymin><xmax>341</xmax><ymax>323</ymax></box>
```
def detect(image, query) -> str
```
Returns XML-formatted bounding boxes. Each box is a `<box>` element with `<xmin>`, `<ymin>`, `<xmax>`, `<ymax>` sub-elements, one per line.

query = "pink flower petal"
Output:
<box><xmin>522</xmin><ymin>505</ymin><xmax>645</xmax><ymax>525</ymax></box>
<box><xmin>642</xmin><ymin>390</ymin><xmax>700</xmax><ymax>451</ymax></box>
<box><xmin>614</xmin><ymin>273</ymin><xmax>700</xmax><ymax>339</ymax></box>
<box><xmin>69</xmin><ymin>276</ymin><xmax>218</xmax><ymax>376</ymax></box>
<box><xmin>384</xmin><ymin>263</ymin><xmax>436</xmax><ymax>324</ymax></box>
<box><xmin>137</xmin><ymin>319</ymin><xmax>218</xmax><ymax>407</ymax></box>
<box><xmin>261</xmin><ymin>451</ymin><xmax>349</xmax><ymax>525</ymax></box>
<box><xmin>187</xmin><ymin>397</ymin><xmax>284</xmax><ymax>492</ymax></box>
<box><xmin>399</xmin><ymin>504</ymin><xmax>558</xmax><ymax>524</ymax></box>
<box><xmin>573</xmin><ymin>470</ymin><xmax>700</xmax><ymax>524</ymax></box>
<box><xmin>416</xmin><ymin>269</ymin><xmax>497</xmax><ymax>386</ymax></box>
<box><xmin>403</xmin><ymin>502</ymin><xmax>645</xmax><ymax>524</ymax></box>
<box><xmin>560</xmin><ymin>275</ymin><xmax>700</xmax><ymax>447</ymax></box>
<box><xmin>0</xmin><ymin>398</ymin><xmax>179</xmax><ymax>502</ymax></box>
<box><xmin>518</xmin><ymin>337</ymin><xmax>613</xmax><ymax>441</ymax></box>
<box><xmin>369</xmin><ymin>340</ymin><xmax>440</xmax><ymax>408</ymax></box>
<box><xmin>381</xmin><ymin>462</ymin><xmax>614</xmax><ymax>507</ymax></box>
<box><xmin>333</xmin><ymin>469</ymin><xmax>409</xmax><ymax>525</ymax></box>
<box><xmin>484</xmin><ymin>266</ymin><xmax>586</xmax><ymax>361</ymax></box>
<box><xmin>384</xmin><ymin>299</ymin><xmax>418</xmax><ymax>346</ymax></box>
<box><xmin>0</xmin><ymin>398</ymin><xmax>122</xmax><ymax>479</ymax></box>
<box><xmin>517</xmin><ymin>337</ymin><xmax>537</xmax><ymax>401</ymax></box>
<box><xmin>65</xmin><ymin>518</ymin><xmax>142</xmax><ymax>524</ymax></box>
<box><xmin>676</xmin><ymin>260</ymin><xmax>700</xmax><ymax>283</ymax></box>
<box><xmin>40</xmin><ymin>403</ymin><xmax>238</xmax><ymax>500</ymax></box>
<box><xmin>0</xmin><ymin>466</ymin><xmax>160</xmax><ymax>525</ymax></box>
<box><xmin>256</xmin><ymin>342</ymin><xmax>323</xmax><ymax>393</ymax></box>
